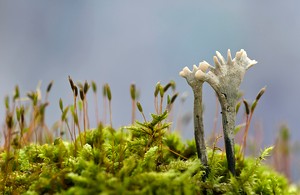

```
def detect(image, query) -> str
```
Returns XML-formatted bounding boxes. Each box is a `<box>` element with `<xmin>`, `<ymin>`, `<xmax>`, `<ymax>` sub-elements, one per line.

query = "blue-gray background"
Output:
<box><xmin>0</xmin><ymin>1</ymin><xmax>299</xmax><ymax>182</ymax></box>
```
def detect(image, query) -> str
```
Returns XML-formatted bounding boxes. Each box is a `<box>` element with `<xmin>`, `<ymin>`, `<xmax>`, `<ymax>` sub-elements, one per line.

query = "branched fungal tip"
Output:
<box><xmin>179</xmin><ymin>66</ymin><xmax>191</xmax><ymax>77</ymax></box>
<box><xmin>195</xmin><ymin>70</ymin><xmax>206</xmax><ymax>80</ymax></box>
<box><xmin>180</xmin><ymin>49</ymin><xmax>258</xmax><ymax>176</ymax></box>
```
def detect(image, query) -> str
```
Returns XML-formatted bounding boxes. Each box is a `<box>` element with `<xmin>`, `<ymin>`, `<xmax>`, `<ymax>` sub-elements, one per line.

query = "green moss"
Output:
<box><xmin>0</xmin><ymin>81</ymin><xmax>298</xmax><ymax>194</ymax></box>
<box><xmin>0</xmin><ymin>116</ymin><xmax>297</xmax><ymax>194</ymax></box>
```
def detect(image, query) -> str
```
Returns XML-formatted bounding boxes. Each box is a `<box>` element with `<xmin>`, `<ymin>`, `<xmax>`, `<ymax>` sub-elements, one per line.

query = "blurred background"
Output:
<box><xmin>0</xmin><ymin>1</ymin><xmax>299</xmax><ymax>182</ymax></box>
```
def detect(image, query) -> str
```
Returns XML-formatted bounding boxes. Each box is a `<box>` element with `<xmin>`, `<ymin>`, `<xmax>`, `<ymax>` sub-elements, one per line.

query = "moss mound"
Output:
<box><xmin>0</xmin><ymin>112</ymin><xmax>296</xmax><ymax>194</ymax></box>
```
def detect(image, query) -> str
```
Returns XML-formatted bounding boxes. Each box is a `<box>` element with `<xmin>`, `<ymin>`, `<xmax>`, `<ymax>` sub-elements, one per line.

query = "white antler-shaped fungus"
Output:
<box><xmin>195</xmin><ymin>49</ymin><xmax>257</xmax><ymax>175</ymax></box>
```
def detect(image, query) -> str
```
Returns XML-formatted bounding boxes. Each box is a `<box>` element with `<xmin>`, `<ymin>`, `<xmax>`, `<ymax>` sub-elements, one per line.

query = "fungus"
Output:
<box><xmin>195</xmin><ymin>49</ymin><xmax>257</xmax><ymax>175</ymax></box>
<box><xmin>179</xmin><ymin>63</ymin><xmax>209</xmax><ymax>169</ymax></box>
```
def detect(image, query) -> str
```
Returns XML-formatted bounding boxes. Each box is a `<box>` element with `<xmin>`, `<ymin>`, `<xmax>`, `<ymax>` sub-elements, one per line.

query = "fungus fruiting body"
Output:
<box><xmin>179</xmin><ymin>64</ymin><xmax>209</xmax><ymax>169</ymax></box>
<box><xmin>181</xmin><ymin>49</ymin><xmax>257</xmax><ymax>176</ymax></box>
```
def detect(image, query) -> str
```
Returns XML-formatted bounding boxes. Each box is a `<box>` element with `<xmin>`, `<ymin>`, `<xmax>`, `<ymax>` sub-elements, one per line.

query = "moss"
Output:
<box><xmin>0</xmin><ymin>80</ymin><xmax>298</xmax><ymax>194</ymax></box>
<box><xmin>0</xmin><ymin>121</ymin><xmax>297</xmax><ymax>194</ymax></box>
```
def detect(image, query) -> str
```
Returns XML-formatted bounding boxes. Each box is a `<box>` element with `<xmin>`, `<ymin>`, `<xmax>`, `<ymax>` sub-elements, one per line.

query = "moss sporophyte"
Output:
<box><xmin>180</xmin><ymin>49</ymin><xmax>257</xmax><ymax>176</ymax></box>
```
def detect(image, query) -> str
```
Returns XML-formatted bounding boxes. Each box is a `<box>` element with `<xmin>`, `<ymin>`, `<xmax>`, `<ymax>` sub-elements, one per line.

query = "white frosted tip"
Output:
<box><xmin>179</xmin><ymin>66</ymin><xmax>191</xmax><ymax>77</ymax></box>
<box><xmin>199</xmin><ymin>61</ymin><xmax>210</xmax><ymax>72</ymax></box>
<box><xmin>195</xmin><ymin>70</ymin><xmax>206</xmax><ymax>80</ymax></box>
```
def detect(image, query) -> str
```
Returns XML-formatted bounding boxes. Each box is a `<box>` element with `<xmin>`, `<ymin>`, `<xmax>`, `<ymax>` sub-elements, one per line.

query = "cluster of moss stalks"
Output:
<box><xmin>0</xmin><ymin>79</ymin><xmax>298</xmax><ymax>194</ymax></box>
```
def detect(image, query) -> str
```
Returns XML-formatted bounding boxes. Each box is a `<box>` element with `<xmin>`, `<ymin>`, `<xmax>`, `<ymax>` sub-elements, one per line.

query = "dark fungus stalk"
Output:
<box><xmin>180</xmin><ymin>63</ymin><xmax>209</xmax><ymax>170</ymax></box>
<box><xmin>195</xmin><ymin>49</ymin><xmax>257</xmax><ymax>176</ymax></box>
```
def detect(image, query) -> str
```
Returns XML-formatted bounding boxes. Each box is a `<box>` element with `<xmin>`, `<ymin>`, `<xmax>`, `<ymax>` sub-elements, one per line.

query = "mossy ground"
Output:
<box><xmin>0</xmin><ymin>117</ymin><xmax>297</xmax><ymax>194</ymax></box>
<box><xmin>0</xmin><ymin>80</ymin><xmax>299</xmax><ymax>194</ymax></box>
